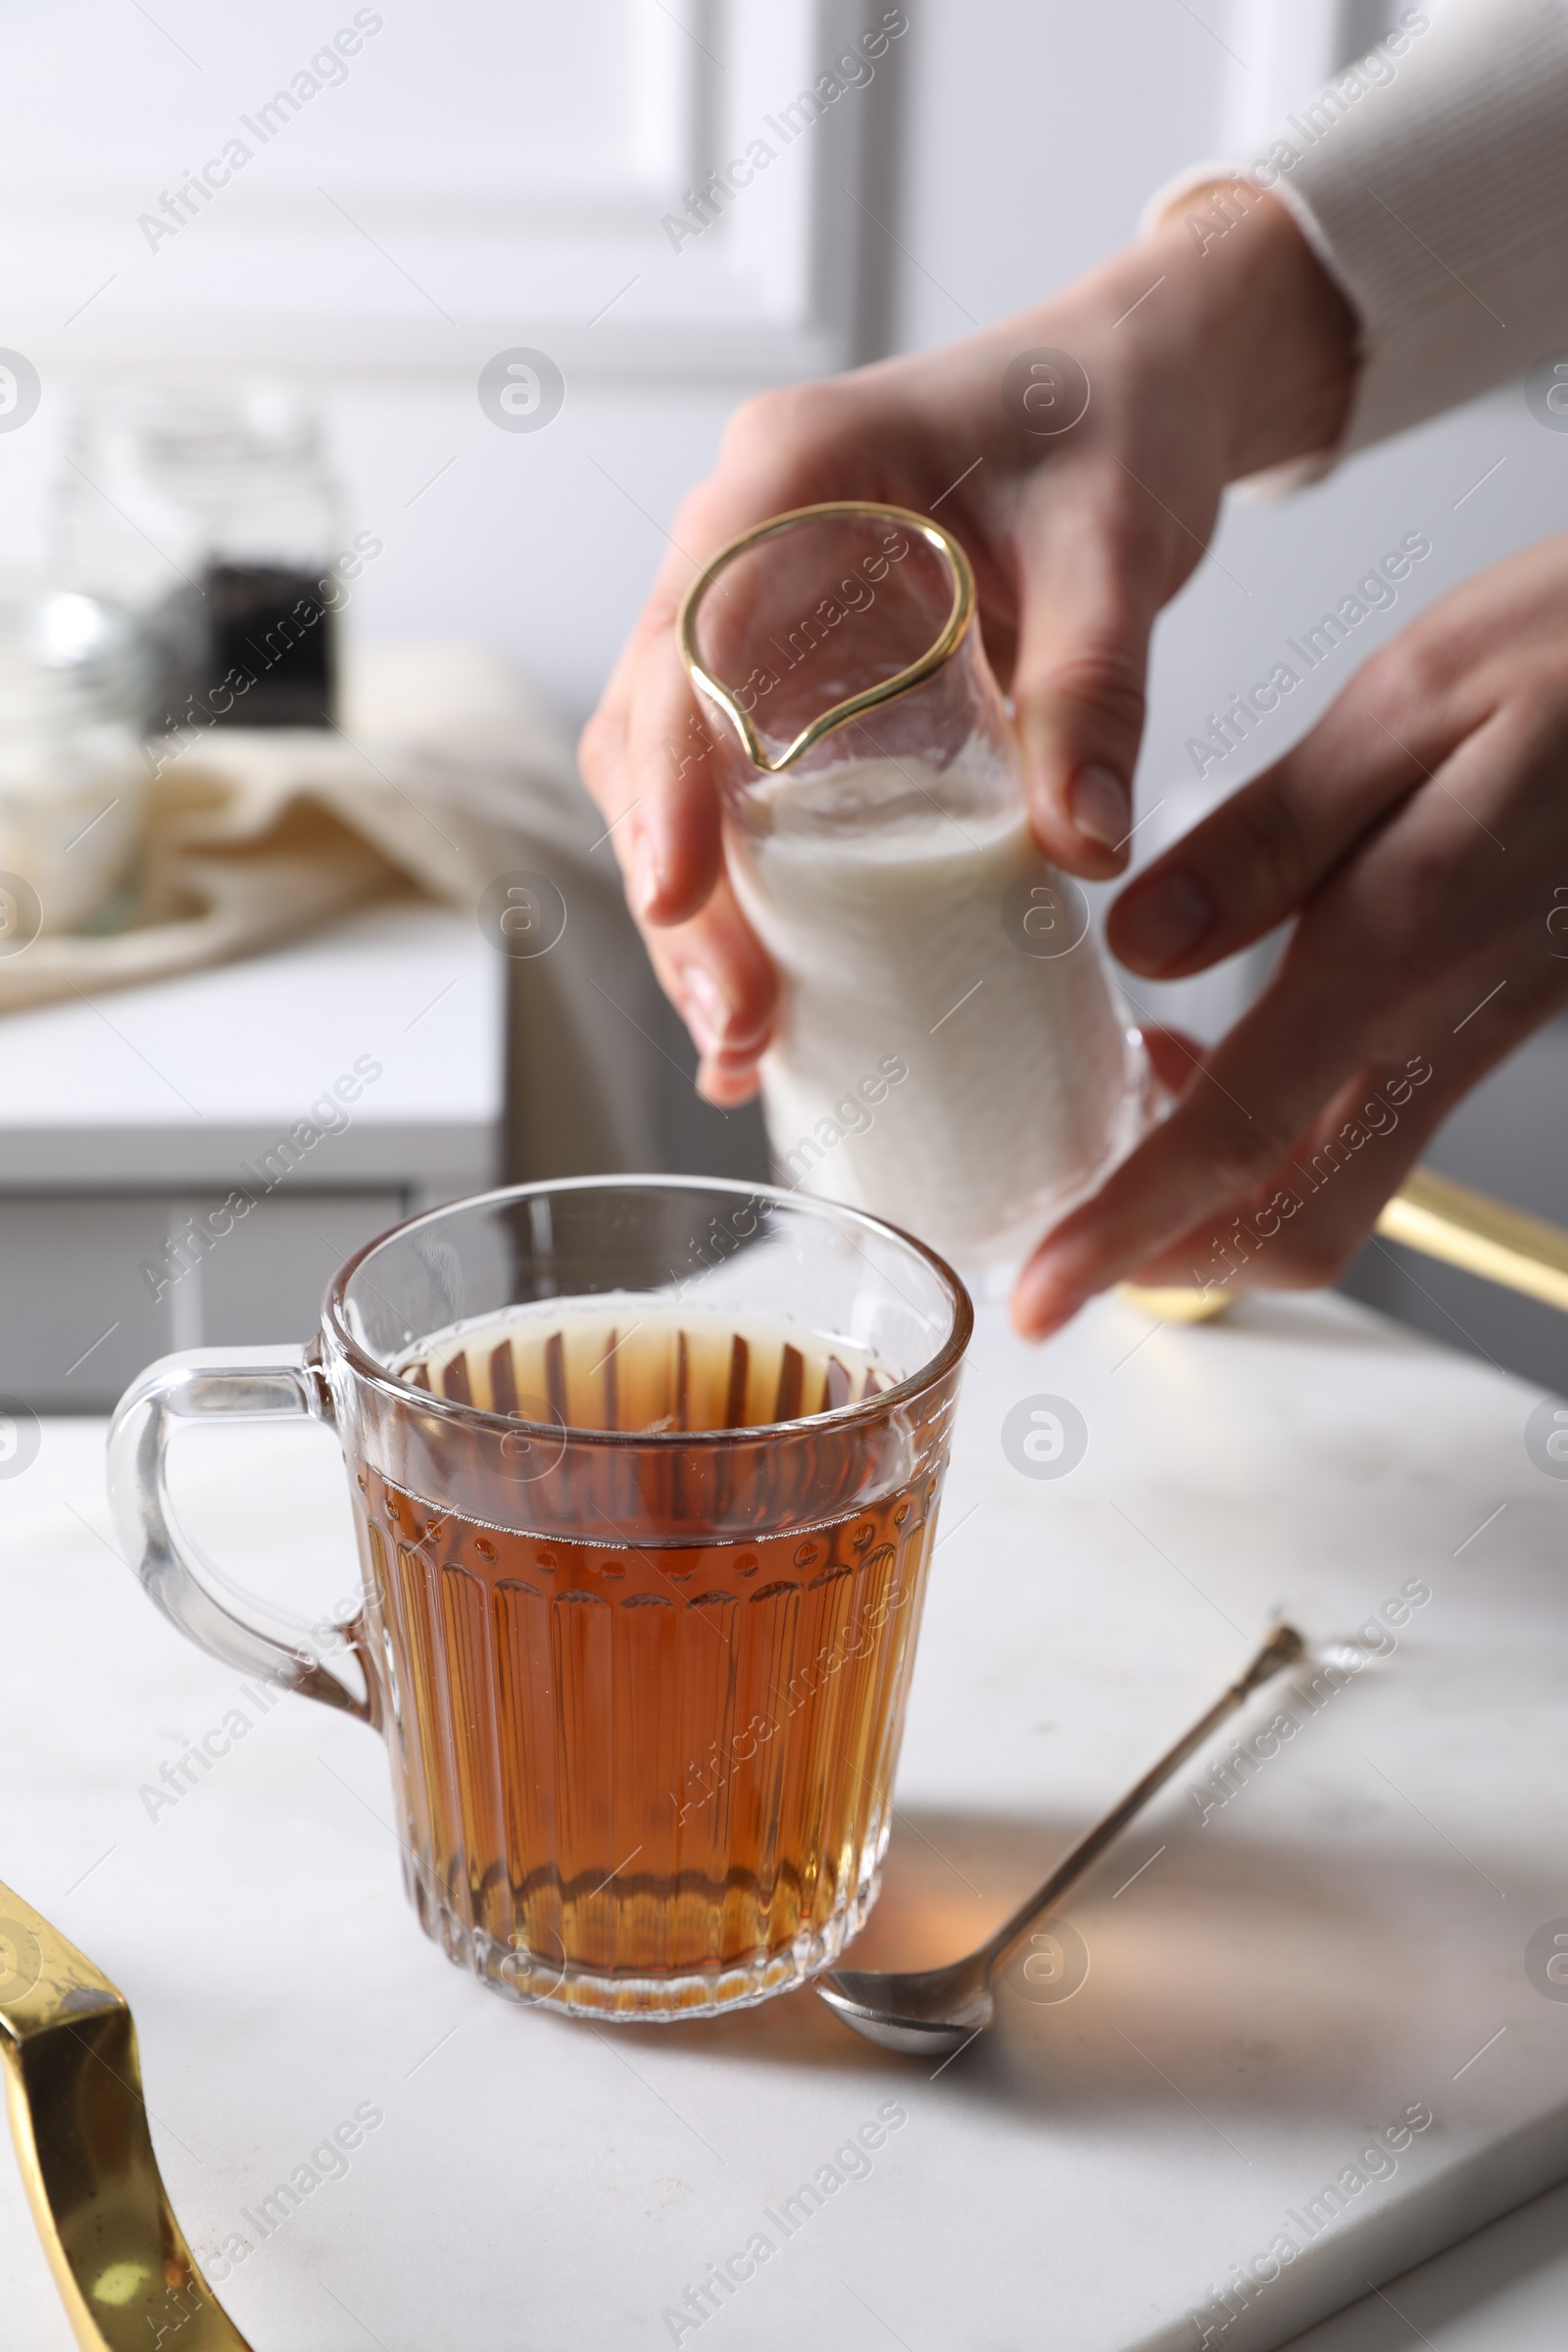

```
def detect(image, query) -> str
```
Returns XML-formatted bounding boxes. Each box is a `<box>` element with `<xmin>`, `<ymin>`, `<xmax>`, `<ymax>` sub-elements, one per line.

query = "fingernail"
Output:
<box><xmin>1011</xmin><ymin>1281</ymin><xmax>1069</xmax><ymax>1342</ymax></box>
<box><xmin>696</xmin><ymin>1057</ymin><xmax>759</xmax><ymax>1109</ymax></box>
<box><xmin>1068</xmin><ymin>764</ymin><xmax>1132</xmax><ymax>853</ymax></box>
<box><xmin>680</xmin><ymin>964</ymin><xmax>729</xmax><ymax>1056</ymax></box>
<box><xmin>1010</xmin><ymin>1250</ymin><xmax>1072</xmax><ymax>1342</ymax></box>
<box><xmin>630</xmin><ymin>830</ymin><xmax>662</xmax><ymax>919</ymax></box>
<box><xmin>1117</xmin><ymin>869</ymin><xmax>1213</xmax><ymax>968</ymax></box>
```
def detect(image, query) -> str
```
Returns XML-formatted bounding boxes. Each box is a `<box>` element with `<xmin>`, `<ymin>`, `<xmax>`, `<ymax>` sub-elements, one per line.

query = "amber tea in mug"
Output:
<box><xmin>110</xmin><ymin>1180</ymin><xmax>971</xmax><ymax>2019</ymax></box>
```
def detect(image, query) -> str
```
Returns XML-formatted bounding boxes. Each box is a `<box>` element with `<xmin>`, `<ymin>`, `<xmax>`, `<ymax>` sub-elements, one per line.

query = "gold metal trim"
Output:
<box><xmin>676</xmin><ymin>500</ymin><xmax>977</xmax><ymax>775</ymax></box>
<box><xmin>1</xmin><ymin>1881</ymin><xmax>254</xmax><ymax>2350</ymax></box>
<box><xmin>1116</xmin><ymin>1283</ymin><xmax>1232</xmax><ymax>1324</ymax></box>
<box><xmin>1374</xmin><ymin>1165</ymin><xmax>1568</xmax><ymax>1314</ymax></box>
<box><xmin>1118</xmin><ymin>1167</ymin><xmax>1568</xmax><ymax>1327</ymax></box>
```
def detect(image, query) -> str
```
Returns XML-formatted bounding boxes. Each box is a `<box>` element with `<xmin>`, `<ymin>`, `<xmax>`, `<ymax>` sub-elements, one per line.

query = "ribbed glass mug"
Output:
<box><xmin>679</xmin><ymin>500</ymin><xmax>1152</xmax><ymax>1270</ymax></box>
<box><xmin>109</xmin><ymin>1178</ymin><xmax>970</xmax><ymax>2020</ymax></box>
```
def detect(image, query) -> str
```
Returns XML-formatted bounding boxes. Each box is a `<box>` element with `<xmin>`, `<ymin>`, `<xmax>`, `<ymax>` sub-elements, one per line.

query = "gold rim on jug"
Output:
<box><xmin>676</xmin><ymin>499</ymin><xmax>976</xmax><ymax>774</ymax></box>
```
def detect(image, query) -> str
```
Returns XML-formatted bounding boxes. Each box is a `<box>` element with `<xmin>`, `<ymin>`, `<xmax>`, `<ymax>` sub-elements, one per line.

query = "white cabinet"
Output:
<box><xmin>0</xmin><ymin>900</ymin><xmax>504</xmax><ymax>1408</ymax></box>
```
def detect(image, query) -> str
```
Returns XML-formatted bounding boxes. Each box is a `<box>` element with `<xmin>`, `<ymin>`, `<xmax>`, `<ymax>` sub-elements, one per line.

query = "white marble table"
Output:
<box><xmin>1284</xmin><ymin>2177</ymin><xmax>1568</xmax><ymax>2350</ymax></box>
<box><xmin>3</xmin><ymin>1288</ymin><xmax>1567</xmax><ymax>2351</ymax></box>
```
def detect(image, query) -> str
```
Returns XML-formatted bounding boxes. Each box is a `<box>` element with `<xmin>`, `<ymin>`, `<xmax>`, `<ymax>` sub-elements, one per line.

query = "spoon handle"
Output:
<box><xmin>979</xmin><ymin>1622</ymin><xmax>1306</xmax><ymax>1973</ymax></box>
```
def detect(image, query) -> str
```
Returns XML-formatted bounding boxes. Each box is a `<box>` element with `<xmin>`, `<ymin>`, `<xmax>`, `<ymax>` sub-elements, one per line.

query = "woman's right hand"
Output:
<box><xmin>578</xmin><ymin>183</ymin><xmax>1358</xmax><ymax>1103</ymax></box>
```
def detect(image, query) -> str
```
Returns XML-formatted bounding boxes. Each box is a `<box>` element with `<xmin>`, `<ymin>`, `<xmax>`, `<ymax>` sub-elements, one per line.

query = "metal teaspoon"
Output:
<box><xmin>815</xmin><ymin>1621</ymin><xmax>1306</xmax><ymax>2056</ymax></box>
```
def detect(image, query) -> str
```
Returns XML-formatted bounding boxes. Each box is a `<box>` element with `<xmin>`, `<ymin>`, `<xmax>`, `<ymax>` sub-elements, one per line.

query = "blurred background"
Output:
<box><xmin>0</xmin><ymin>0</ymin><xmax>1564</xmax><ymax>1410</ymax></box>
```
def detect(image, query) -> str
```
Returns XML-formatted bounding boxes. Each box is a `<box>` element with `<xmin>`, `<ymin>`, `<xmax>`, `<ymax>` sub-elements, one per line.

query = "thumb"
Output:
<box><xmin>1008</xmin><ymin>476</ymin><xmax>1165</xmax><ymax>880</ymax></box>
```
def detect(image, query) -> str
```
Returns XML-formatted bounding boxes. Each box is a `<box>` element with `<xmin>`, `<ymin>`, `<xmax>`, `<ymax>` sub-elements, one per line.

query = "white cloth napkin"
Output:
<box><xmin>0</xmin><ymin>642</ymin><xmax>600</xmax><ymax>1013</ymax></box>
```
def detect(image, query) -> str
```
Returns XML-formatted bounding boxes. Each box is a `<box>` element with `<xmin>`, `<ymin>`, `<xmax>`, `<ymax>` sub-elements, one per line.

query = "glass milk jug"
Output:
<box><xmin>678</xmin><ymin>501</ymin><xmax>1152</xmax><ymax>1270</ymax></box>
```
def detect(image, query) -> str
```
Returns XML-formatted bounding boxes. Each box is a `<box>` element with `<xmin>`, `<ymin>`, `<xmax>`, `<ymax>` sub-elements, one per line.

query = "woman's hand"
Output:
<box><xmin>1012</xmin><ymin>534</ymin><xmax>1568</xmax><ymax>1337</ymax></box>
<box><xmin>578</xmin><ymin>189</ymin><xmax>1355</xmax><ymax>1102</ymax></box>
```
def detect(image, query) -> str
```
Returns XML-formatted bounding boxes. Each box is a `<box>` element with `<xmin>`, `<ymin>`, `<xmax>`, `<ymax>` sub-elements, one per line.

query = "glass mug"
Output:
<box><xmin>109</xmin><ymin>1179</ymin><xmax>971</xmax><ymax>2020</ymax></box>
<box><xmin>678</xmin><ymin>501</ymin><xmax>1153</xmax><ymax>1270</ymax></box>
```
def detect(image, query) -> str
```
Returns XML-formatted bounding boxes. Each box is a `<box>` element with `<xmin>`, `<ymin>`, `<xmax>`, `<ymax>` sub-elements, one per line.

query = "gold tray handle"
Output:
<box><xmin>1119</xmin><ymin>1167</ymin><xmax>1568</xmax><ymax>1324</ymax></box>
<box><xmin>1</xmin><ymin>1882</ymin><xmax>254</xmax><ymax>2350</ymax></box>
<box><xmin>1374</xmin><ymin>1166</ymin><xmax>1568</xmax><ymax>1315</ymax></box>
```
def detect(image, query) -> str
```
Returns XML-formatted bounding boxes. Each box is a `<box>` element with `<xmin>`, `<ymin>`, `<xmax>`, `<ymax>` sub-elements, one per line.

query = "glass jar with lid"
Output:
<box><xmin>57</xmin><ymin>379</ymin><xmax>342</xmax><ymax>733</ymax></box>
<box><xmin>0</xmin><ymin>585</ymin><xmax>150</xmax><ymax>941</ymax></box>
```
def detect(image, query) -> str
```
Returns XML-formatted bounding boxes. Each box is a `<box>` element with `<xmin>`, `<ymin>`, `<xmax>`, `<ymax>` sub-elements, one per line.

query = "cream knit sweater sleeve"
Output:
<box><xmin>1147</xmin><ymin>0</ymin><xmax>1568</xmax><ymax>467</ymax></box>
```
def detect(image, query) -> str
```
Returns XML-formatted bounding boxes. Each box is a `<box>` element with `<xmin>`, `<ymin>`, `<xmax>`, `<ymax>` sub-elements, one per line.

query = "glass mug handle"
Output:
<box><xmin>107</xmin><ymin>1343</ymin><xmax>371</xmax><ymax>1723</ymax></box>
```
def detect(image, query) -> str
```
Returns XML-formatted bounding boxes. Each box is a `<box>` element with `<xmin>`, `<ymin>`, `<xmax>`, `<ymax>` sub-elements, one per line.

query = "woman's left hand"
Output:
<box><xmin>1012</xmin><ymin>532</ymin><xmax>1568</xmax><ymax>1337</ymax></box>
